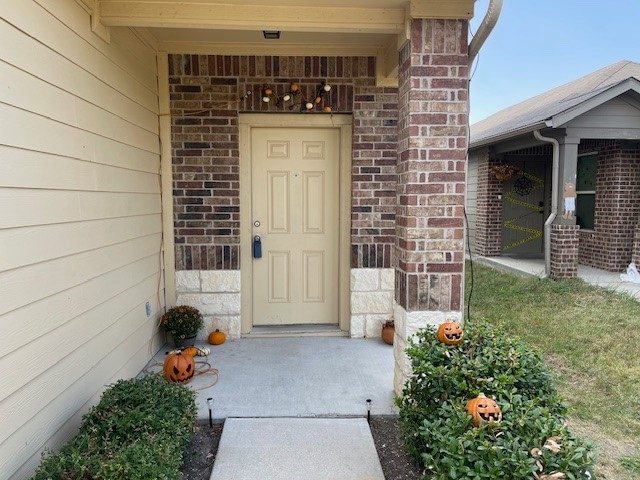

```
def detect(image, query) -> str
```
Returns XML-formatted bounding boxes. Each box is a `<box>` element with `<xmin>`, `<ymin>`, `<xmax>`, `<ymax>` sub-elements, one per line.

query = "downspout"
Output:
<box><xmin>468</xmin><ymin>0</ymin><xmax>504</xmax><ymax>66</ymax></box>
<box><xmin>533</xmin><ymin>130</ymin><xmax>559</xmax><ymax>277</ymax></box>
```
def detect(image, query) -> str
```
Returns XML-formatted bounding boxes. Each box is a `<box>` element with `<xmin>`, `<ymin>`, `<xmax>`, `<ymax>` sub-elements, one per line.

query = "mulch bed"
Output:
<box><xmin>179</xmin><ymin>415</ymin><xmax>422</xmax><ymax>480</ymax></box>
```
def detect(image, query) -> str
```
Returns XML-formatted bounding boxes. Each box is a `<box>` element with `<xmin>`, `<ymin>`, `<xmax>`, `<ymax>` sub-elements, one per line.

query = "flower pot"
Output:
<box><xmin>494</xmin><ymin>173</ymin><xmax>512</xmax><ymax>181</ymax></box>
<box><xmin>381</xmin><ymin>325</ymin><xmax>395</xmax><ymax>345</ymax></box>
<box><xmin>173</xmin><ymin>333</ymin><xmax>197</xmax><ymax>348</ymax></box>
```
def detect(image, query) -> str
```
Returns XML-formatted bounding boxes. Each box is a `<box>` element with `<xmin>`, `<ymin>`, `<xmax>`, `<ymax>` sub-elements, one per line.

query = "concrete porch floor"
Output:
<box><xmin>147</xmin><ymin>336</ymin><xmax>398</xmax><ymax>421</ymax></box>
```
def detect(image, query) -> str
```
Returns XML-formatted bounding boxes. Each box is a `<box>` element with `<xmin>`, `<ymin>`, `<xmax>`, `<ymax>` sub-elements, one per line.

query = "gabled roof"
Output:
<box><xmin>470</xmin><ymin>60</ymin><xmax>640</xmax><ymax>147</ymax></box>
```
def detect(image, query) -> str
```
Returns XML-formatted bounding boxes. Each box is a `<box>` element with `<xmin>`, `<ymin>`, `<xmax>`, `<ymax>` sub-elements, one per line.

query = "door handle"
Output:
<box><xmin>253</xmin><ymin>235</ymin><xmax>262</xmax><ymax>259</ymax></box>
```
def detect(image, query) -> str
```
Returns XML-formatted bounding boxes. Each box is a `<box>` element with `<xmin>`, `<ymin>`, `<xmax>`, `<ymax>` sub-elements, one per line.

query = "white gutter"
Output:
<box><xmin>468</xmin><ymin>0</ymin><xmax>504</xmax><ymax>66</ymax></box>
<box><xmin>533</xmin><ymin>130</ymin><xmax>559</xmax><ymax>277</ymax></box>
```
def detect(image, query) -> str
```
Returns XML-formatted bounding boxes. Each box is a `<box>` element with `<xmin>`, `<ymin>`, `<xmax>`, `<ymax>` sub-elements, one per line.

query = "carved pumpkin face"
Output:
<box><xmin>163</xmin><ymin>352</ymin><xmax>195</xmax><ymax>384</ymax></box>
<box><xmin>436</xmin><ymin>321</ymin><xmax>464</xmax><ymax>345</ymax></box>
<box><xmin>466</xmin><ymin>393</ymin><xmax>502</xmax><ymax>426</ymax></box>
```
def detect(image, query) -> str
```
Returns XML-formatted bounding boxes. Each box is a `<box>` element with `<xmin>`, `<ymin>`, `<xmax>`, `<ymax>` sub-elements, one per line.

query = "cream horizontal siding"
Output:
<box><xmin>0</xmin><ymin>1</ymin><xmax>163</xmax><ymax>479</ymax></box>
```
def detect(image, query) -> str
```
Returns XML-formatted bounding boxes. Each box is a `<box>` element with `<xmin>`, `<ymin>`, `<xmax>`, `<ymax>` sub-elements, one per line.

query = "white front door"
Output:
<box><xmin>250</xmin><ymin>127</ymin><xmax>340</xmax><ymax>326</ymax></box>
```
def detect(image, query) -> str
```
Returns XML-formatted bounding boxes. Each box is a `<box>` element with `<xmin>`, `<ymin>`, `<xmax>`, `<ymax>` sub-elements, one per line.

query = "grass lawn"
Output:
<box><xmin>465</xmin><ymin>261</ymin><xmax>640</xmax><ymax>479</ymax></box>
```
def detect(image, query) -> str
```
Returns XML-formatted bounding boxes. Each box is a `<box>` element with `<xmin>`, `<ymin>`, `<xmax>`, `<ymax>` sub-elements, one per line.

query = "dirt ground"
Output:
<box><xmin>179</xmin><ymin>415</ymin><xmax>422</xmax><ymax>480</ymax></box>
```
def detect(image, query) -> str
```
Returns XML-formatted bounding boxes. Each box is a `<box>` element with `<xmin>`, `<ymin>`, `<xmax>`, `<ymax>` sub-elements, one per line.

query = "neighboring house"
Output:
<box><xmin>467</xmin><ymin>61</ymin><xmax>640</xmax><ymax>279</ymax></box>
<box><xmin>1</xmin><ymin>1</ymin><xmax>478</xmax><ymax>478</ymax></box>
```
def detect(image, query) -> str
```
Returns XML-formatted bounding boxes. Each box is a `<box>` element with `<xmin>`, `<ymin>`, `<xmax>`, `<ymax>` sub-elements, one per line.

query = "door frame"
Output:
<box><xmin>239</xmin><ymin>114</ymin><xmax>352</xmax><ymax>335</ymax></box>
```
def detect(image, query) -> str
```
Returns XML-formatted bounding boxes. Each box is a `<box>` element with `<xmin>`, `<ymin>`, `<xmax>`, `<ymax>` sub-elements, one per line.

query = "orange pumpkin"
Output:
<box><xmin>181</xmin><ymin>346</ymin><xmax>199</xmax><ymax>357</ymax></box>
<box><xmin>208</xmin><ymin>329</ymin><xmax>226</xmax><ymax>345</ymax></box>
<box><xmin>466</xmin><ymin>393</ymin><xmax>502</xmax><ymax>426</ymax></box>
<box><xmin>163</xmin><ymin>352</ymin><xmax>195</xmax><ymax>384</ymax></box>
<box><xmin>436</xmin><ymin>321</ymin><xmax>464</xmax><ymax>345</ymax></box>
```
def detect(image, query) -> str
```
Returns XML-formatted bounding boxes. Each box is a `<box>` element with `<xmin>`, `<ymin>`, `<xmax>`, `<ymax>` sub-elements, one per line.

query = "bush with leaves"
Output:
<box><xmin>398</xmin><ymin>320</ymin><xmax>595</xmax><ymax>479</ymax></box>
<box><xmin>32</xmin><ymin>374</ymin><xmax>197</xmax><ymax>480</ymax></box>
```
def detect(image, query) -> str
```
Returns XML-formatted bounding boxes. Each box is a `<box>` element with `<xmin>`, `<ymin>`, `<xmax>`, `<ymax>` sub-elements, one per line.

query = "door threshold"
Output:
<box><xmin>246</xmin><ymin>324</ymin><xmax>347</xmax><ymax>338</ymax></box>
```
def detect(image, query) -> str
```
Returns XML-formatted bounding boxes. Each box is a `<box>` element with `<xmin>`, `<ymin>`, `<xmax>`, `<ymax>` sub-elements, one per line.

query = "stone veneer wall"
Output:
<box><xmin>578</xmin><ymin>140</ymin><xmax>640</xmax><ymax>272</ymax></box>
<box><xmin>350</xmin><ymin>268</ymin><xmax>394</xmax><ymax>337</ymax></box>
<box><xmin>175</xmin><ymin>270</ymin><xmax>241</xmax><ymax>339</ymax></box>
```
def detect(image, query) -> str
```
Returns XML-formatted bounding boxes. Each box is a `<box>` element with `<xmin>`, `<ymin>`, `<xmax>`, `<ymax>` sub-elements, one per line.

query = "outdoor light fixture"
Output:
<box><xmin>207</xmin><ymin>397</ymin><xmax>214</xmax><ymax>427</ymax></box>
<box><xmin>263</xmin><ymin>30</ymin><xmax>281</xmax><ymax>39</ymax></box>
<box><xmin>366</xmin><ymin>398</ymin><xmax>372</xmax><ymax>424</ymax></box>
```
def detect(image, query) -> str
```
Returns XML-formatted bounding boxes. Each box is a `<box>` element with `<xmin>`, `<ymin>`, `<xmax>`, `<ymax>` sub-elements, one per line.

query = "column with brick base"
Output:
<box><xmin>394</xmin><ymin>18</ymin><xmax>468</xmax><ymax>395</ymax></box>
<box><xmin>550</xmin><ymin>224</ymin><xmax>579</xmax><ymax>279</ymax></box>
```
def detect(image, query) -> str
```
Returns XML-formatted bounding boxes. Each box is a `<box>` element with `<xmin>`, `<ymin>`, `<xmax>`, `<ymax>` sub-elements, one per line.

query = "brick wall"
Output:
<box><xmin>395</xmin><ymin>18</ymin><xmax>468</xmax><ymax>313</ymax></box>
<box><xmin>550</xmin><ymin>224</ymin><xmax>579</xmax><ymax>279</ymax></box>
<box><xmin>578</xmin><ymin>141</ymin><xmax>640</xmax><ymax>272</ymax></box>
<box><xmin>352</xmin><ymin>88</ymin><xmax>399</xmax><ymax>268</ymax></box>
<box><xmin>169</xmin><ymin>54</ymin><xmax>398</xmax><ymax>270</ymax></box>
<box><xmin>474</xmin><ymin>151</ymin><xmax>503</xmax><ymax>256</ymax></box>
<box><xmin>634</xmin><ymin>224</ymin><xmax>640</xmax><ymax>266</ymax></box>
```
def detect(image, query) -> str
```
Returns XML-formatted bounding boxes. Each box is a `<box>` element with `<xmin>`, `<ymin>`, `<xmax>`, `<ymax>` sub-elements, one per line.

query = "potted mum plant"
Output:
<box><xmin>161</xmin><ymin>305</ymin><xmax>203</xmax><ymax>347</ymax></box>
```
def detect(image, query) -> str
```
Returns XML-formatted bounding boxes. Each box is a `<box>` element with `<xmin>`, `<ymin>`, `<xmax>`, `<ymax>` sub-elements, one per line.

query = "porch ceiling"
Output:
<box><xmin>86</xmin><ymin>0</ymin><xmax>475</xmax><ymax>84</ymax></box>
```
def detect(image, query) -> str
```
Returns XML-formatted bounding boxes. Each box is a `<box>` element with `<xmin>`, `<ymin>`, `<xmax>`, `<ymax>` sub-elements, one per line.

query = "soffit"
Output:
<box><xmin>90</xmin><ymin>0</ymin><xmax>475</xmax><ymax>83</ymax></box>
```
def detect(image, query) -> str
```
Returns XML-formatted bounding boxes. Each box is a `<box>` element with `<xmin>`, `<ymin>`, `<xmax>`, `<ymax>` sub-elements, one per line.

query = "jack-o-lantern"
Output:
<box><xmin>466</xmin><ymin>393</ymin><xmax>502</xmax><ymax>426</ymax></box>
<box><xmin>436</xmin><ymin>321</ymin><xmax>464</xmax><ymax>345</ymax></box>
<box><xmin>163</xmin><ymin>352</ymin><xmax>195</xmax><ymax>384</ymax></box>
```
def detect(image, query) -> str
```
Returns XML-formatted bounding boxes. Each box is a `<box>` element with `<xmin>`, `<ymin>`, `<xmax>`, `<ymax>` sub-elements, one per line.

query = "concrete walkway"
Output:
<box><xmin>211</xmin><ymin>418</ymin><xmax>385</xmax><ymax>480</ymax></box>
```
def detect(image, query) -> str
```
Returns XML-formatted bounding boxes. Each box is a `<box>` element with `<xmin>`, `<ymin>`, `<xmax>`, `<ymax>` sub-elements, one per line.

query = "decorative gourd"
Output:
<box><xmin>163</xmin><ymin>352</ymin><xmax>195</xmax><ymax>384</ymax></box>
<box><xmin>436</xmin><ymin>320</ymin><xmax>464</xmax><ymax>345</ymax></box>
<box><xmin>181</xmin><ymin>346</ymin><xmax>199</xmax><ymax>357</ymax></box>
<box><xmin>466</xmin><ymin>393</ymin><xmax>502</xmax><ymax>426</ymax></box>
<box><xmin>208</xmin><ymin>329</ymin><xmax>226</xmax><ymax>345</ymax></box>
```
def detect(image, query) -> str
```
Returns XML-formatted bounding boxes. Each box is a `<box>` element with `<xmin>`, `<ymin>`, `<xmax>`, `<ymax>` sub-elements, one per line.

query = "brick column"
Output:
<box><xmin>394</xmin><ymin>18</ymin><xmax>468</xmax><ymax>394</ymax></box>
<box><xmin>550</xmin><ymin>224</ymin><xmax>579</xmax><ymax>279</ymax></box>
<box><xmin>590</xmin><ymin>143</ymin><xmax>640</xmax><ymax>271</ymax></box>
<box><xmin>475</xmin><ymin>151</ymin><xmax>503</xmax><ymax>256</ymax></box>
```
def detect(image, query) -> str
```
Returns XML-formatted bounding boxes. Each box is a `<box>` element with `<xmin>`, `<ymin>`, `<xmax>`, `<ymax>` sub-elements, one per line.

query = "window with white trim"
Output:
<box><xmin>576</xmin><ymin>153</ymin><xmax>597</xmax><ymax>230</ymax></box>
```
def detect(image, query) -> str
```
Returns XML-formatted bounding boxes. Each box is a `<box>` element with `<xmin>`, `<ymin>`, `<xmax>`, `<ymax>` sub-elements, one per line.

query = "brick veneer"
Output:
<box><xmin>395</xmin><ymin>18</ymin><xmax>468</xmax><ymax>313</ymax></box>
<box><xmin>474</xmin><ymin>151</ymin><xmax>503</xmax><ymax>256</ymax></box>
<box><xmin>577</xmin><ymin>141</ymin><xmax>640</xmax><ymax>272</ymax></box>
<box><xmin>393</xmin><ymin>18</ymin><xmax>469</xmax><ymax>395</ymax></box>
<box><xmin>633</xmin><ymin>224</ymin><xmax>640</xmax><ymax>266</ymax></box>
<box><xmin>550</xmin><ymin>224</ymin><xmax>579</xmax><ymax>279</ymax></box>
<box><xmin>169</xmin><ymin>54</ymin><xmax>397</xmax><ymax>270</ymax></box>
<box><xmin>352</xmin><ymin>87</ymin><xmax>399</xmax><ymax>268</ymax></box>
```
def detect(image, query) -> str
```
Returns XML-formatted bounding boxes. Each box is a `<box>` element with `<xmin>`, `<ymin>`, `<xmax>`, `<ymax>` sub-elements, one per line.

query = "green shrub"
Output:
<box><xmin>398</xmin><ymin>320</ymin><xmax>595</xmax><ymax>479</ymax></box>
<box><xmin>32</xmin><ymin>374</ymin><xmax>196</xmax><ymax>480</ymax></box>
